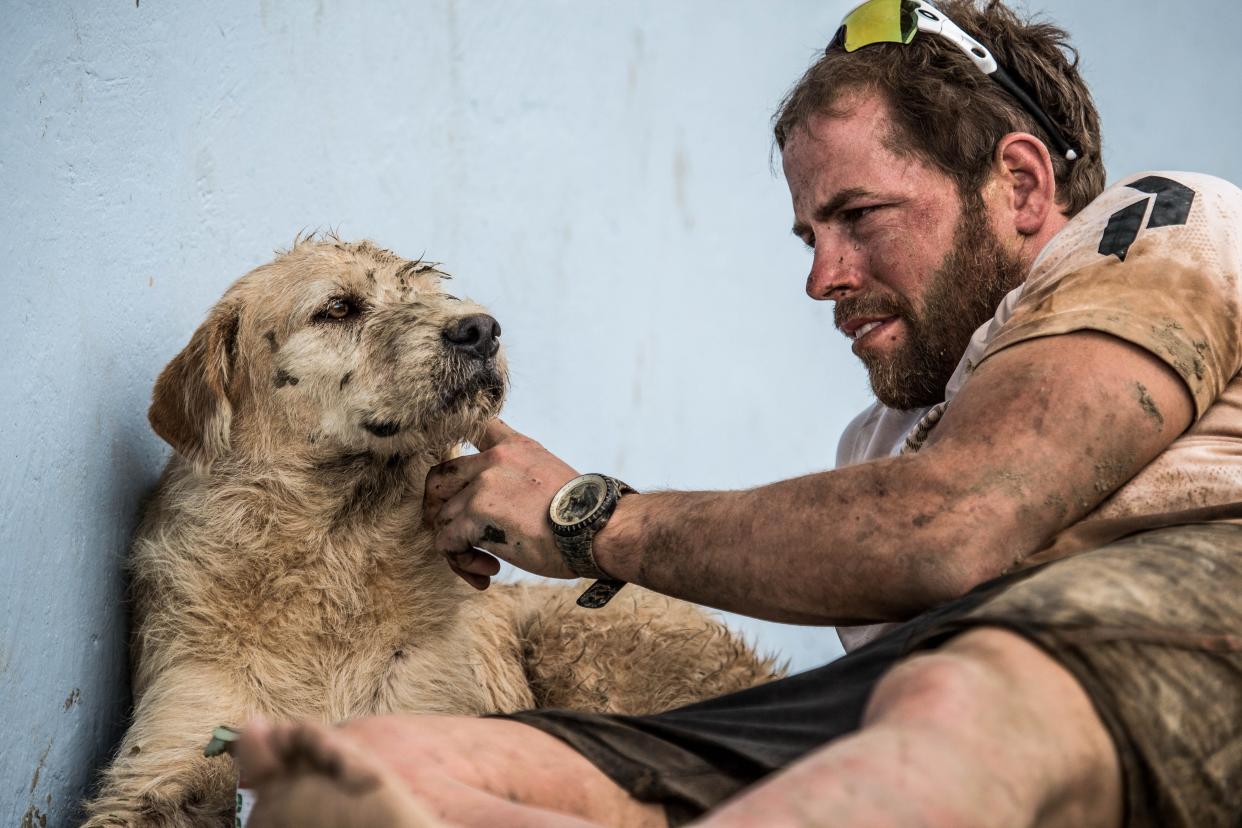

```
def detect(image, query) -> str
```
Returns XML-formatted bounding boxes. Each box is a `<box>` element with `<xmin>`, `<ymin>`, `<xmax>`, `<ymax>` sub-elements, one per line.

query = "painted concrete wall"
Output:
<box><xmin>2</xmin><ymin>1</ymin><xmax>1239</xmax><ymax>824</ymax></box>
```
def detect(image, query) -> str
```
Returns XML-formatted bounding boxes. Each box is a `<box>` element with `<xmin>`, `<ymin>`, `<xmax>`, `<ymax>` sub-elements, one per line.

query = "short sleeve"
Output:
<box><xmin>978</xmin><ymin>173</ymin><xmax>1242</xmax><ymax>420</ymax></box>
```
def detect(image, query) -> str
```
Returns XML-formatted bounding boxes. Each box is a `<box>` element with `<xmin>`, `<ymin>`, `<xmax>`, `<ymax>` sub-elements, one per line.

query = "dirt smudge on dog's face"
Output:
<box><xmin>215</xmin><ymin>235</ymin><xmax>508</xmax><ymax>464</ymax></box>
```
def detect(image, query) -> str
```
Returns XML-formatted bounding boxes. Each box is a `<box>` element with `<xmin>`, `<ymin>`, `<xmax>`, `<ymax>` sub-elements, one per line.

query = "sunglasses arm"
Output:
<box><xmin>988</xmin><ymin>66</ymin><xmax>1080</xmax><ymax>161</ymax></box>
<box><xmin>914</xmin><ymin>5</ymin><xmax>998</xmax><ymax>74</ymax></box>
<box><xmin>915</xmin><ymin>2</ymin><xmax>1079</xmax><ymax>161</ymax></box>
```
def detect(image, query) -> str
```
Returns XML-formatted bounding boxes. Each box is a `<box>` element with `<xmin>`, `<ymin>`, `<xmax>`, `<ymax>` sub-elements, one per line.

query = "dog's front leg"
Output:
<box><xmin>83</xmin><ymin>662</ymin><xmax>248</xmax><ymax>828</ymax></box>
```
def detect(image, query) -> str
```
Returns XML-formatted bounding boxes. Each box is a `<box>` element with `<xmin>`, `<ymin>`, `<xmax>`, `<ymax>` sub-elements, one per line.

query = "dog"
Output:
<box><xmin>83</xmin><ymin>236</ymin><xmax>779</xmax><ymax>826</ymax></box>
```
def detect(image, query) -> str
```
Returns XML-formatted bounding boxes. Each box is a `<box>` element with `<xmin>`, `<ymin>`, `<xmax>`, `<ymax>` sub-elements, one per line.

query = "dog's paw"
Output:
<box><xmin>82</xmin><ymin>783</ymin><xmax>232</xmax><ymax>828</ymax></box>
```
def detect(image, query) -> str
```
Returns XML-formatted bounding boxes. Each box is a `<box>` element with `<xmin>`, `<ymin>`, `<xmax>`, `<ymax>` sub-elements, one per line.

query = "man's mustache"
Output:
<box><xmin>833</xmin><ymin>294</ymin><xmax>914</xmax><ymax>332</ymax></box>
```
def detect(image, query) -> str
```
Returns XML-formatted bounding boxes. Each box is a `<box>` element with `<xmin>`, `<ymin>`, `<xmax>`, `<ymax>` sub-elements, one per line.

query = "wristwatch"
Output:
<box><xmin>548</xmin><ymin>473</ymin><xmax>635</xmax><ymax>608</ymax></box>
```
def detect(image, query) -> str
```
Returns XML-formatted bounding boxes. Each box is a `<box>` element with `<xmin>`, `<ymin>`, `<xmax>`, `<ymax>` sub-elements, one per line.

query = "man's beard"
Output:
<box><xmin>835</xmin><ymin>191</ymin><xmax>1028</xmax><ymax>411</ymax></box>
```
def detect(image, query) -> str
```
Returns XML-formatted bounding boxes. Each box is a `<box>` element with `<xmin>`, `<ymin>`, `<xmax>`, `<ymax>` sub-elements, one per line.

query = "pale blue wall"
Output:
<box><xmin>2</xmin><ymin>2</ymin><xmax>1240</xmax><ymax>824</ymax></box>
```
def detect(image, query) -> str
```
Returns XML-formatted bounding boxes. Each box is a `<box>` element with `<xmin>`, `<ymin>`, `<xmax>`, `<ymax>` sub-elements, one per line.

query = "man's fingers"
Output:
<box><xmin>447</xmin><ymin>551</ymin><xmax>494</xmax><ymax>588</ymax></box>
<box><xmin>447</xmin><ymin>559</ymin><xmax>492</xmax><ymax>590</ymax></box>
<box><xmin>430</xmin><ymin>487</ymin><xmax>474</xmax><ymax>546</ymax></box>
<box><xmin>423</xmin><ymin>453</ymin><xmax>488</xmax><ymax>525</ymax></box>
<box><xmin>230</xmin><ymin>717</ymin><xmax>280</xmax><ymax>787</ymax></box>
<box><xmin>473</xmin><ymin>418</ymin><xmax>520</xmax><ymax>452</ymax></box>
<box><xmin>447</xmin><ymin>548</ymin><xmax>501</xmax><ymax>577</ymax></box>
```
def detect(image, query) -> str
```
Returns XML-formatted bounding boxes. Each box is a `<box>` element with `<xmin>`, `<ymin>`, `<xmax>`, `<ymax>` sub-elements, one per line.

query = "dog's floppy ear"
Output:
<box><xmin>149</xmin><ymin>301</ymin><xmax>241</xmax><ymax>469</ymax></box>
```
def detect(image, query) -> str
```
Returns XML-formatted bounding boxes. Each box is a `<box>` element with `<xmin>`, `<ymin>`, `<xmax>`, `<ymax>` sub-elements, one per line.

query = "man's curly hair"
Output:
<box><xmin>774</xmin><ymin>0</ymin><xmax>1104</xmax><ymax>216</ymax></box>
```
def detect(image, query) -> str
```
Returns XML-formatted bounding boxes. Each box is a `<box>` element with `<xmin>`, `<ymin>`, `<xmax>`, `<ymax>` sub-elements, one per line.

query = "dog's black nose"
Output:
<box><xmin>442</xmin><ymin>314</ymin><xmax>501</xmax><ymax>359</ymax></box>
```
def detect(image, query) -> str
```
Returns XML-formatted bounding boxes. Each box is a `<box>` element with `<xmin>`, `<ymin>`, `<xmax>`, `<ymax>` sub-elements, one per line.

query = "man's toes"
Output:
<box><xmin>274</xmin><ymin>721</ymin><xmax>382</xmax><ymax>795</ymax></box>
<box><xmin>314</xmin><ymin>726</ymin><xmax>385</xmax><ymax>794</ymax></box>
<box><xmin>289</xmin><ymin>723</ymin><xmax>345</xmax><ymax>776</ymax></box>
<box><xmin>232</xmin><ymin>717</ymin><xmax>283</xmax><ymax>787</ymax></box>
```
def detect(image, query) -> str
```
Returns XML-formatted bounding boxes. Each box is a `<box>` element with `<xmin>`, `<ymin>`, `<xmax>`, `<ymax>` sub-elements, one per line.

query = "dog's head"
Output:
<box><xmin>150</xmin><ymin>237</ymin><xmax>507</xmax><ymax>471</ymax></box>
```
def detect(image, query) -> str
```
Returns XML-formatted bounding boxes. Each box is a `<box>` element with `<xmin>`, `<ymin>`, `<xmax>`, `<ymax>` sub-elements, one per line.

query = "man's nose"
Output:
<box><xmin>442</xmin><ymin>314</ymin><xmax>501</xmax><ymax>359</ymax></box>
<box><xmin>805</xmin><ymin>244</ymin><xmax>863</xmax><ymax>301</ymax></box>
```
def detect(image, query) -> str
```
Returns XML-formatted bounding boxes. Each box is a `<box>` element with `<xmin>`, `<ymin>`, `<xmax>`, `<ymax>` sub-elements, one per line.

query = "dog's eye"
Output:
<box><xmin>316</xmin><ymin>298</ymin><xmax>359</xmax><ymax>322</ymax></box>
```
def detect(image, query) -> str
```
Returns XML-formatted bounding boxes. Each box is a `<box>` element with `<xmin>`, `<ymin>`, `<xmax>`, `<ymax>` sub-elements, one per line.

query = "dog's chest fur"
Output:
<box><xmin>130</xmin><ymin>456</ymin><xmax>525</xmax><ymax>722</ymax></box>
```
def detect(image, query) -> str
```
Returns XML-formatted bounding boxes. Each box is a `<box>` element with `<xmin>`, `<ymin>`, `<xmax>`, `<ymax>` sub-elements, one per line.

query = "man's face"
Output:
<box><xmin>782</xmin><ymin>91</ymin><xmax>1026</xmax><ymax>410</ymax></box>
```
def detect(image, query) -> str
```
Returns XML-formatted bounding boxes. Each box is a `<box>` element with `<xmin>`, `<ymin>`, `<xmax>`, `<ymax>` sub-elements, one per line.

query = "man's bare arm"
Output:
<box><xmin>591</xmin><ymin>331</ymin><xmax>1192</xmax><ymax>624</ymax></box>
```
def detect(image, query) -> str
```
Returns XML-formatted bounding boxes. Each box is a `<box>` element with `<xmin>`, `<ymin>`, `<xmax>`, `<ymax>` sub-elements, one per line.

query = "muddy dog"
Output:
<box><xmin>83</xmin><ymin>236</ymin><xmax>778</xmax><ymax>826</ymax></box>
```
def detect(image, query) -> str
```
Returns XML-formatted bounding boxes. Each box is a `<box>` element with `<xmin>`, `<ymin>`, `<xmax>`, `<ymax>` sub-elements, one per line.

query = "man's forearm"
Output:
<box><xmin>594</xmin><ymin>457</ymin><xmax>993</xmax><ymax>625</ymax></box>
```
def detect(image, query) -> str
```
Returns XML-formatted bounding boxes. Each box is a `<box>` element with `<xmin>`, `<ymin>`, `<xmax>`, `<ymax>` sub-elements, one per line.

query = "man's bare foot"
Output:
<box><xmin>232</xmin><ymin>718</ymin><xmax>444</xmax><ymax>828</ymax></box>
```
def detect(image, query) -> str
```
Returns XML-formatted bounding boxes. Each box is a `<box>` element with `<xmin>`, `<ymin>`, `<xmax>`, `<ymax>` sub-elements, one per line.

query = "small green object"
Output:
<box><xmin>204</xmin><ymin>725</ymin><xmax>242</xmax><ymax>758</ymax></box>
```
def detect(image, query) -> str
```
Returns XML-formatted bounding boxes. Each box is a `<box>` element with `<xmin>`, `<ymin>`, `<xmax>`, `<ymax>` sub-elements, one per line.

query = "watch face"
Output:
<box><xmin>551</xmin><ymin>474</ymin><xmax>609</xmax><ymax>528</ymax></box>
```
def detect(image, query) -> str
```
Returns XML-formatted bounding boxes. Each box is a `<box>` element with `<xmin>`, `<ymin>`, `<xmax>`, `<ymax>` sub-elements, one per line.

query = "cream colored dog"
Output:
<box><xmin>84</xmin><ymin>237</ymin><xmax>777</xmax><ymax>826</ymax></box>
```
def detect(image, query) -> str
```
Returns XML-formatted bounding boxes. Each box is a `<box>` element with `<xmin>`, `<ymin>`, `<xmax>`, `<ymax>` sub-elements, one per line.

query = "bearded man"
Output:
<box><xmin>232</xmin><ymin>1</ymin><xmax>1242</xmax><ymax>826</ymax></box>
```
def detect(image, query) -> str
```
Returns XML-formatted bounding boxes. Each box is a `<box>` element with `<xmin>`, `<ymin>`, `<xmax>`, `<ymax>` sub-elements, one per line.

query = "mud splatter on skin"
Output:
<box><xmin>264</xmin><ymin>330</ymin><xmax>278</xmax><ymax>352</ymax></box>
<box><xmin>479</xmin><ymin>528</ymin><xmax>509</xmax><ymax>546</ymax></box>
<box><xmin>1041</xmin><ymin>493</ymin><xmax>1069</xmax><ymax>524</ymax></box>
<box><xmin>274</xmin><ymin>369</ymin><xmax>298</xmax><ymax>388</ymax></box>
<box><xmin>481</xmin><ymin>525</ymin><xmax>507</xmax><ymax>545</ymax></box>
<box><xmin>339</xmin><ymin>371</ymin><xmax>352</xmax><ymax>389</ymax></box>
<box><xmin>1132</xmin><ymin>381</ymin><xmax>1166</xmax><ymax>430</ymax></box>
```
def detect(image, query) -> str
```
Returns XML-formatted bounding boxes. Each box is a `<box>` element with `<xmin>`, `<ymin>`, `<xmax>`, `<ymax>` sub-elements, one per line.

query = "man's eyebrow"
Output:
<box><xmin>791</xmin><ymin>187</ymin><xmax>882</xmax><ymax>237</ymax></box>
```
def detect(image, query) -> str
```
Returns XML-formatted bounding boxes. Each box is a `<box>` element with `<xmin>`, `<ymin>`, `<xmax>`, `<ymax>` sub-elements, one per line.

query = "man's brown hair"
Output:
<box><xmin>774</xmin><ymin>0</ymin><xmax>1104</xmax><ymax>215</ymax></box>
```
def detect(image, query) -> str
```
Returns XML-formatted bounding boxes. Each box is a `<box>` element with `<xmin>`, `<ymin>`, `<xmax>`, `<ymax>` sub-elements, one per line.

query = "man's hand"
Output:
<box><xmin>423</xmin><ymin>419</ymin><xmax>580</xmax><ymax>589</ymax></box>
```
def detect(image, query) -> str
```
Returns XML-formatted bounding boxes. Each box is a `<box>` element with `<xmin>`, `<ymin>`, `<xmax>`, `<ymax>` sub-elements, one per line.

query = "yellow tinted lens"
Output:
<box><xmin>840</xmin><ymin>0</ymin><xmax>917</xmax><ymax>52</ymax></box>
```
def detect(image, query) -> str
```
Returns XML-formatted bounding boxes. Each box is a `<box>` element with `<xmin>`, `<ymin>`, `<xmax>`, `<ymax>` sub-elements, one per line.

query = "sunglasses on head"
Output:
<box><xmin>829</xmin><ymin>0</ymin><xmax>1080</xmax><ymax>161</ymax></box>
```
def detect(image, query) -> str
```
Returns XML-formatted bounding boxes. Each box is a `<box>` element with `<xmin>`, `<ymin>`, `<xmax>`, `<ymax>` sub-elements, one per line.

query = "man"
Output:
<box><xmin>234</xmin><ymin>1</ymin><xmax>1242</xmax><ymax>825</ymax></box>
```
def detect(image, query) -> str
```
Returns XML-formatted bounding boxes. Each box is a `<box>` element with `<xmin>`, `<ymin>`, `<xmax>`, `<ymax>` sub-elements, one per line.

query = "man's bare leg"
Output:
<box><xmin>235</xmin><ymin>715</ymin><xmax>666</xmax><ymax>828</ymax></box>
<box><xmin>235</xmin><ymin>628</ymin><xmax>1121</xmax><ymax>828</ymax></box>
<box><xmin>700</xmin><ymin>628</ymin><xmax>1122</xmax><ymax>828</ymax></box>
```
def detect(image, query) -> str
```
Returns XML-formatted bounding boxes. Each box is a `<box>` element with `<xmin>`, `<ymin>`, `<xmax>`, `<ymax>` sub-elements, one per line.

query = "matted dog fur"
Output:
<box><xmin>84</xmin><ymin>237</ymin><xmax>779</xmax><ymax>826</ymax></box>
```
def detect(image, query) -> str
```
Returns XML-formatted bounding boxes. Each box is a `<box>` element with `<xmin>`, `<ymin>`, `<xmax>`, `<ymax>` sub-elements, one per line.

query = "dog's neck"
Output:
<box><xmin>311</xmin><ymin>449</ymin><xmax>427</xmax><ymax>530</ymax></box>
<box><xmin>171</xmin><ymin>443</ymin><xmax>443</xmax><ymax>550</ymax></box>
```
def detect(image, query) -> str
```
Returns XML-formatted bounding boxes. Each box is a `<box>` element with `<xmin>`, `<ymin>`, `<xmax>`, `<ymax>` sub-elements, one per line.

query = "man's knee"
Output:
<box><xmin>863</xmin><ymin>627</ymin><xmax>1122</xmax><ymax>827</ymax></box>
<box><xmin>862</xmin><ymin>629</ymin><xmax>1024</xmax><ymax>728</ymax></box>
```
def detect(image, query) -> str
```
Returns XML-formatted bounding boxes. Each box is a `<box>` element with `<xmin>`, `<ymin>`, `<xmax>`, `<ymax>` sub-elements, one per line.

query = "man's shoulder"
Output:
<box><xmin>1089</xmin><ymin>171</ymin><xmax>1242</xmax><ymax>212</ymax></box>
<box><xmin>982</xmin><ymin>170</ymin><xmax>1242</xmax><ymax>419</ymax></box>
<box><xmin>1031</xmin><ymin>170</ymin><xmax>1242</xmax><ymax>278</ymax></box>
<box><xmin>1068</xmin><ymin>171</ymin><xmax>1241</xmax><ymax>242</ymax></box>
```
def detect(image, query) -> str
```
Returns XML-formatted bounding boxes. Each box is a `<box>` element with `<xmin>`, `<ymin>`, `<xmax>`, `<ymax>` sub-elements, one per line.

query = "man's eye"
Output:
<box><xmin>316</xmin><ymin>298</ymin><xmax>360</xmax><ymax>322</ymax></box>
<box><xmin>801</xmin><ymin>235</ymin><xmax>815</xmax><ymax>250</ymax></box>
<box><xmin>842</xmin><ymin>205</ymin><xmax>880</xmax><ymax>223</ymax></box>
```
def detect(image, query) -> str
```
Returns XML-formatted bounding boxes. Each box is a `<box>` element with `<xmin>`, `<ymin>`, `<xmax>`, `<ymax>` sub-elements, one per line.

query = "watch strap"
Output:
<box><xmin>576</xmin><ymin>578</ymin><xmax>626</xmax><ymax>609</ymax></box>
<box><xmin>551</xmin><ymin>475</ymin><xmax>635</xmax><ymax>608</ymax></box>
<box><xmin>559</xmin><ymin>531</ymin><xmax>611</xmax><ymax>580</ymax></box>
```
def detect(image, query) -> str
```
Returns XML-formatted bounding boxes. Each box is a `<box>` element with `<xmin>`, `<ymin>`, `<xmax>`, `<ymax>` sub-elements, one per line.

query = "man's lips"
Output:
<box><xmin>841</xmin><ymin>315</ymin><xmax>899</xmax><ymax>342</ymax></box>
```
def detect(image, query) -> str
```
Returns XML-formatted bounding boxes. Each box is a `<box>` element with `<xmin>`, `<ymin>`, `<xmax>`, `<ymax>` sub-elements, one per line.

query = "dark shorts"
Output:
<box><xmin>497</xmin><ymin>524</ymin><xmax>1242</xmax><ymax>828</ymax></box>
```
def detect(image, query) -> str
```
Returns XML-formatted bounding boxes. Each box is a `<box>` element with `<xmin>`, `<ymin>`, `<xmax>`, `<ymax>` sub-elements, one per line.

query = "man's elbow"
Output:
<box><xmin>903</xmin><ymin>540</ymin><xmax>1018</xmax><ymax>613</ymax></box>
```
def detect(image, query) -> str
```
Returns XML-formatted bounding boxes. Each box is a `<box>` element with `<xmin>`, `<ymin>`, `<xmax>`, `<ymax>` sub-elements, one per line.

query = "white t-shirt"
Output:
<box><xmin>836</xmin><ymin>171</ymin><xmax>1242</xmax><ymax>652</ymax></box>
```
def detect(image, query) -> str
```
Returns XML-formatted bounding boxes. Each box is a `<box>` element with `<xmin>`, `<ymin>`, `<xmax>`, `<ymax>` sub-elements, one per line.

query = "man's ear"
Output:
<box><xmin>148</xmin><ymin>301</ymin><xmax>241</xmax><ymax>470</ymax></box>
<box><xmin>994</xmin><ymin>132</ymin><xmax>1058</xmax><ymax>235</ymax></box>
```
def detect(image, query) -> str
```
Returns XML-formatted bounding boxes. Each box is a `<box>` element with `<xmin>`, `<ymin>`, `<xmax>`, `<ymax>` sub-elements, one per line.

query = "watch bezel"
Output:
<box><xmin>549</xmin><ymin>473</ymin><xmax>615</xmax><ymax>535</ymax></box>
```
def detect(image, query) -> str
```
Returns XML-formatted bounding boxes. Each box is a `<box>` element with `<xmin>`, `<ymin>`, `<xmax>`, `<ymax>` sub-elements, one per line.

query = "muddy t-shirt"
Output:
<box><xmin>836</xmin><ymin>171</ymin><xmax>1242</xmax><ymax>652</ymax></box>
